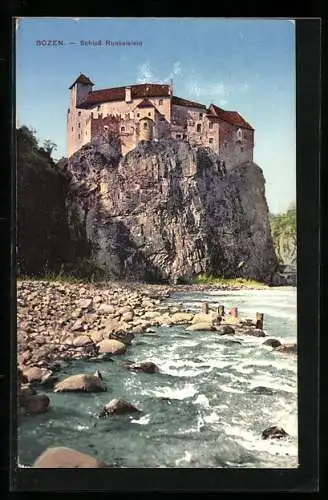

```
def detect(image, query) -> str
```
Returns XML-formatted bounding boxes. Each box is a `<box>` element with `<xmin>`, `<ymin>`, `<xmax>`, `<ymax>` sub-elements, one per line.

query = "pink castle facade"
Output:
<box><xmin>67</xmin><ymin>73</ymin><xmax>254</xmax><ymax>169</ymax></box>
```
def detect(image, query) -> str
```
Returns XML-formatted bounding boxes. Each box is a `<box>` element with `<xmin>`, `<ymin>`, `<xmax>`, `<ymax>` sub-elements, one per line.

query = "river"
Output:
<box><xmin>18</xmin><ymin>287</ymin><xmax>298</xmax><ymax>468</ymax></box>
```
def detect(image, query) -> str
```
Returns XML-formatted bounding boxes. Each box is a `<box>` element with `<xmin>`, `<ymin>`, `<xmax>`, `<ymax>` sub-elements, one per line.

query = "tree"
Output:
<box><xmin>43</xmin><ymin>139</ymin><xmax>57</xmax><ymax>156</ymax></box>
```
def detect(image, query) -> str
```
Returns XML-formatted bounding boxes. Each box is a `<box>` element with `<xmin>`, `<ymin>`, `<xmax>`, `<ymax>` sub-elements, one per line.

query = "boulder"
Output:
<box><xmin>108</xmin><ymin>331</ymin><xmax>135</xmax><ymax>345</ymax></box>
<box><xmin>262</xmin><ymin>426</ymin><xmax>289</xmax><ymax>440</ymax></box>
<box><xmin>18</xmin><ymin>367</ymin><xmax>28</xmax><ymax>385</ymax></box>
<box><xmin>168</xmin><ymin>312</ymin><xmax>194</xmax><ymax>324</ymax></box>
<box><xmin>77</xmin><ymin>298</ymin><xmax>93</xmax><ymax>310</ymax></box>
<box><xmin>191</xmin><ymin>313</ymin><xmax>215</xmax><ymax>325</ymax></box>
<box><xmin>98</xmin><ymin>304</ymin><xmax>116</xmax><ymax>314</ymax></box>
<box><xmin>274</xmin><ymin>343</ymin><xmax>297</xmax><ymax>354</ymax></box>
<box><xmin>221</xmin><ymin>316</ymin><xmax>243</xmax><ymax>326</ymax></box>
<box><xmin>215</xmin><ymin>325</ymin><xmax>235</xmax><ymax>335</ymax></box>
<box><xmin>72</xmin><ymin>335</ymin><xmax>94</xmax><ymax>347</ymax></box>
<box><xmin>18</xmin><ymin>384</ymin><xmax>36</xmax><ymax>405</ymax></box>
<box><xmin>243</xmin><ymin>328</ymin><xmax>266</xmax><ymax>337</ymax></box>
<box><xmin>20</xmin><ymin>393</ymin><xmax>50</xmax><ymax>415</ymax></box>
<box><xmin>98</xmin><ymin>398</ymin><xmax>140</xmax><ymax>417</ymax></box>
<box><xmin>263</xmin><ymin>338</ymin><xmax>282</xmax><ymax>348</ymax></box>
<box><xmin>32</xmin><ymin>447</ymin><xmax>106</xmax><ymax>468</ymax></box>
<box><xmin>89</xmin><ymin>330</ymin><xmax>105</xmax><ymax>343</ymax></box>
<box><xmin>22</xmin><ymin>366</ymin><xmax>44</xmax><ymax>383</ymax></box>
<box><xmin>54</xmin><ymin>373</ymin><xmax>106</xmax><ymax>393</ymax></box>
<box><xmin>97</xmin><ymin>339</ymin><xmax>126</xmax><ymax>355</ymax></box>
<box><xmin>186</xmin><ymin>322</ymin><xmax>215</xmax><ymax>332</ymax></box>
<box><xmin>250</xmin><ymin>386</ymin><xmax>276</xmax><ymax>395</ymax></box>
<box><xmin>127</xmin><ymin>361</ymin><xmax>159</xmax><ymax>374</ymax></box>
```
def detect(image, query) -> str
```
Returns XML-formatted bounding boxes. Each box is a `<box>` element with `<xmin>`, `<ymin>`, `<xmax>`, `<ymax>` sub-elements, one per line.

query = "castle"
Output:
<box><xmin>67</xmin><ymin>73</ymin><xmax>254</xmax><ymax>169</ymax></box>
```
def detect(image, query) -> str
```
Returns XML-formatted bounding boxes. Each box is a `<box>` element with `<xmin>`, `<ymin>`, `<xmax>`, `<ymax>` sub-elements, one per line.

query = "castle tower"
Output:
<box><xmin>138</xmin><ymin>117</ymin><xmax>154</xmax><ymax>142</ymax></box>
<box><xmin>67</xmin><ymin>74</ymin><xmax>94</xmax><ymax>157</ymax></box>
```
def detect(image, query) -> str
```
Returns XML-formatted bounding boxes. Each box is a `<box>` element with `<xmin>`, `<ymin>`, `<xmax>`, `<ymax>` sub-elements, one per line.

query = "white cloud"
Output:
<box><xmin>185</xmin><ymin>79</ymin><xmax>226</xmax><ymax>98</ymax></box>
<box><xmin>136</xmin><ymin>61</ymin><xmax>158</xmax><ymax>83</ymax></box>
<box><xmin>137</xmin><ymin>61</ymin><xmax>182</xmax><ymax>84</ymax></box>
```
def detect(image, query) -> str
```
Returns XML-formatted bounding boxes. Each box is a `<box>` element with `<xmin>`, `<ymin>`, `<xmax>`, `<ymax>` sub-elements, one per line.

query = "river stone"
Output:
<box><xmin>18</xmin><ymin>367</ymin><xmax>28</xmax><ymax>385</ymax></box>
<box><xmin>108</xmin><ymin>331</ymin><xmax>135</xmax><ymax>345</ymax></box>
<box><xmin>121</xmin><ymin>311</ymin><xmax>134</xmax><ymax>322</ymax></box>
<box><xmin>169</xmin><ymin>312</ymin><xmax>195</xmax><ymax>324</ymax></box>
<box><xmin>244</xmin><ymin>328</ymin><xmax>266</xmax><ymax>337</ymax></box>
<box><xmin>32</xmin><ymin>447</ymin><xmax>106</xmax><ymax>468</ymax></box>
<box><xmin>89</xmin><ymin>330</ymin><xmax>105</xmax><ymax>343</ymax></box>
<box><xmin>77</xmin><ymin>298</ymin><xmax>93</xmax><ymax>310</ymax></box>
<box><xmin>262</xmin><ymin>426</ymin><xmax>289</xmax><ymax>439</ymax></box>
<box><xmin>142</xmin><ymin>311</ymin><xmax>161</xmax><ymax>320</ymax></box>
<box><xmin>98</xmin><ymin>398</ymin><xmax>140</xmax><ymax>417</ymax></box>
<box><xmin>250</xmin><ymin>386</ymin><xmax>276</xmax><ymax>395</ymax></box>
<box><xmin>19</xmin><ymin>384</ymin><xmax>36</xmax><ymax>405</ymax></box>
<box><xmin>54</xmin><ymin>373</ymin><xmax>106</xmax><ymax>393</ymax></box>
<box><xmin>97</xmin><ymin>339</ymin><xmax>126</xmax><ymax>355</ymax></box>
<box><xmin>71</xmin><ymin>318</ymin><xmax>85</xmax><ymax>332</ymax></box>
<box><xmin>186</xmin><ymin>322</ymin><xmax>215</xmax><ymax>332</ymax></box>
<box><xmin>22</xmin><ymin>366</ymin><xmax>44</xmax><ymax>383</ymax></box>
<box><xmin>263</xmin><ymin>338</ymin><xmax>282</xmax><ymax>348</ymax></box>
<box><xmin>98</xmin><ymin>304</ymin><xmax>116</xmax><ymax>314</ymax></box>
<box><xmin>127</xmin><ymin>361</ymin><xmax>160</xmax><ymax>374</ymax></box>
<box><xmin>274</xmin><ymin>343</ymin><xmax>297</xmax><ymax>354</ymax></box>
<box><xmin>72</xmin><ymin>335</ymin><xmax>94</xmax><ymax>347</ymax></box>
<box><xmin>131</xmin><ymin>325</ymin><xmax>146</xmax><ymax>334</ymax></box>
<box><xmin>191</xmin><ymin>313</ymin><xmax>215</xmax><ymax>325</ymax></box>
<box><xmin>215</xmin><ymin>325</ymin><xmax>235</xmax><ymax>335</ymax></box>
<box><xmin>21</xmin><ymin>393</ymin><xmax>50</xmax><ymax>415</ymax></box>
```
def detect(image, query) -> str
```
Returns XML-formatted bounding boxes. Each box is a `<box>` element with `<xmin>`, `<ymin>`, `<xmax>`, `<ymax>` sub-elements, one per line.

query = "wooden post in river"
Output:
<box><xmin>230</xmin><ymin>307</ymin><xmax>238</xmax><ymax>317</ymax></box>
<box><xmin>202</xmin><ymin>302</ymin><xmax>209</xmax><ymax>314</ymax></box>
<box><xmin>256</xmin><ymin>313</ymin><xmax>264</xmax><ymax>329</ymax></box>
<box><xmin>218</xmin><ymin>305</ymin><xmax>225</xmax><ymax>317</ymax></box>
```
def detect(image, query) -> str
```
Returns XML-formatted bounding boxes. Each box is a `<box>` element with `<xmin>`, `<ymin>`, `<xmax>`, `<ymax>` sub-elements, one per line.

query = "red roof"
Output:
<box><xmin>172</xmin><ymin>96</ymin><xmax>206</xmax><ymax>109</ymax></box>
<box><xmin>69</xmin><ymin>73</ymin><xmax>94</xmax><ymax>89</ymax></box>
<box><xmin>77</xmin><ymin>83</ymin><xmax>170</xmax><ymax>108</ymax></box>
<box><xmin>209</xmin><ymin>104</ymin><xmax>254</xmax><ymax>130</ymax></box>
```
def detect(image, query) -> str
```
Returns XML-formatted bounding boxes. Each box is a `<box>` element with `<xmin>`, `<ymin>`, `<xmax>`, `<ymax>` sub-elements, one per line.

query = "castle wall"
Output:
<box><xmin>218</xmin><ymin>121</ymin><xmax>254</xmax><ymax>170</ymax></box>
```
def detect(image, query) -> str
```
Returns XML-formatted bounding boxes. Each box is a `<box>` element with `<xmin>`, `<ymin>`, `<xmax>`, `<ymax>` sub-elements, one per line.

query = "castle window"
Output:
<box><xmin>78</xmin><ymin>123</ymin><xmax>80</xmax><ymax>128</ymax></box>
<box><xmin>137</xmin><ymin>113</ymin><xmax>140</xmax><ymax>117</ymax></box>
<box><xmin>241</xmin><ymin>146</ymin><xmax>244</xmax><ymax>152</ymax></box>
<box><xmin>143</xmin><ymin>122</ymin><xmax>148</xmax><ymax>129</ymax></box>
<box><xmin>209</xmin><ymin>138</ymin><xmax>213</xmax><ymax>144</ymax></box>
<box><xmin>121</xmin><ymin>126</ymin><xmax>125</xmax><ymax>132</ymax></box>
<box><xmin>71</xmin><ymin>126</ymin><xmax>73</xmax><ymax>131</ymax></box>
<box><xmin>148</xmin><ymin>112</ymin><xmax>152</xmax><ymax>116</ymax></box>
<box><xmin>199</xmin><ymin>113</ymin><xmax>203</xmax><ymax>119</ymax></box>
<box><xmin>159</xmin><ymin>99</ymin><xmax>163</xmax><ymax>105</ymax></box>
<box><xmin>160</xmin><ymin>117</ymin><xmax>165</xmax><ymax>121</ymax></box>
<box><xmin>183</xmin><ymin>134</ymin><xmax>187</xmax><ymax>139</ymax></box>
<box><xmin>196</xmin><ymin>124</ymin><xmax>201</xmax><ymax>133</ymax></box>
<box><xmin>97</xmin><ymin>105</ymin><xmax>101</xmax><ymax>111</ymax></box>
<box><xmin>78</xmin><ymin>111</ymin><xmax>81</xmax><ymax>116</ymax></box>
<box><xmin>125</xmin><ymin>113</ymin><xmax>130</xmax><ymax>119</ymax></box>
<box><xmin>176</xmin><ymin>134</ymin><xmax>181</xmax><ymax>139</ymax></box>
<box><xmin>236</xmin><ymin>128</ymin><xmax>243</xmax><ymax>142</ymax></box>
<box><xmin>67</xmin><ymin>108</ymin><xmax>70</xmax><ymax>114</ymax></box>
<box><xmin>209</xmin><ymin>122</ymin><xmax>213</xmax><ymax>129</ymax></box>
<box><xmin>78</xmin><ymin>133</ymin><xmax>81</xmax><ymax>139</ymax></box>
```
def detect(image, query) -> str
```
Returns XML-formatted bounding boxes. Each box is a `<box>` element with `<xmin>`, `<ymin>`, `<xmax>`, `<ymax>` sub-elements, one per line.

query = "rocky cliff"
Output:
<box><xmin>62</xmin><ymin>137</ymin><xmax>278</xmax><ymax>283</ymax></box>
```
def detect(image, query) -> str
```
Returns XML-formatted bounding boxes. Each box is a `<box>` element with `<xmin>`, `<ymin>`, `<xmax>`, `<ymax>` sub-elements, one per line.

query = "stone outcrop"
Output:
<box><xmin>63</xmin><ymin>137</ymin><xmax>278</xmax><ymax>283</ymax></box>
<box><xmin>127</xmin><ymin>361</ymin><xmax>160</xmax><ymax>374</ymax></box>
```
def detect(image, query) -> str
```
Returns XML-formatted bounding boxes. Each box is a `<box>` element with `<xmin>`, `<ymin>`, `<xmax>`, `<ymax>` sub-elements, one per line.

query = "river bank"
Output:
<box><xmin>17</xmin><ymin>280</ymin><xmax>298</xmax><ymax>468</ymax></box>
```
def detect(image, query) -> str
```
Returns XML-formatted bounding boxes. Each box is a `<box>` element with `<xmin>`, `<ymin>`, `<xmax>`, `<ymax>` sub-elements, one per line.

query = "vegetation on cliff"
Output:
<box><xmin>269</xmin><ymin>203</ymin><xmax>296</xmax><ymax>266</ymax></box>
<box><xmin>16</xmin><ymin>126</ymin><xmax>103</xmax><ymax>280</ymax></box>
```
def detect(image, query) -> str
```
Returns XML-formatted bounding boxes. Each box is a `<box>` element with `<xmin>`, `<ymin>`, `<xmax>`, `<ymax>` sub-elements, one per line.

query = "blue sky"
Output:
<box><xmin>16</xmin><ymin>18</ymin><xmax>295</xmax><ymax>213</ymax></box>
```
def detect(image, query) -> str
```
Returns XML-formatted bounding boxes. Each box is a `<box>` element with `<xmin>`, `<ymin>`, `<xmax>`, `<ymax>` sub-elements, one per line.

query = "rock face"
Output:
<box><xmin>63</xmin><ymin>137</ymin><xmax>277</xmax><ymax>283</ymax></box>
<box><xmin>32</xmin><ymin>447</ymin><xmax>106</xmax><ymax>468</ymax></box>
